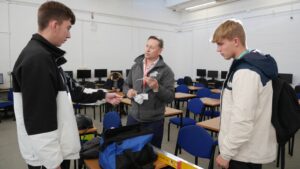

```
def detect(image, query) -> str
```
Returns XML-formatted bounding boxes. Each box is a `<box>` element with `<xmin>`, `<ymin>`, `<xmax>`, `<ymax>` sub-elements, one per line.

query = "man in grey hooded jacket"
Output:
<box><xmin>123</xmin><ymin>36</ymin><xmax>175</xmax><ymax>148</ymax></box>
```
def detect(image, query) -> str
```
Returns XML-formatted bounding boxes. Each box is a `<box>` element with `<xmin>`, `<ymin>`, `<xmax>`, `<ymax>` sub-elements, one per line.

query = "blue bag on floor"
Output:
<box><xmin>99</xmin><ymin>124</ymin><xmax>157</xmax><ymax>169</ymax></box>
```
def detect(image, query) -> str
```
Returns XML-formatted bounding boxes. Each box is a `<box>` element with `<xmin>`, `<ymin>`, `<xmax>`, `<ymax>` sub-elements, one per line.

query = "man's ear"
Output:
<box><xmin>49</xmin><ymin>20</ymin><xmax>59</xmax><ymax>31</ymax></box>
<box><xmin>233</xmin><ymin>37</ymin><xmax>240</xmax><ymax>47</ymax></box>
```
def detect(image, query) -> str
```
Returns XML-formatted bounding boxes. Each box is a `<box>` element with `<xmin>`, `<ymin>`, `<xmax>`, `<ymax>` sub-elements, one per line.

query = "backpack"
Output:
<box><xmin>271</xmin><ymin>77</ymin><xmax>300</xmax><ymax>145</ymax></box>
<box><xmin>227</xmin><ymin>57</ymin><xmax>300</xmax><ymax>145</ymax></box>
<box><xmin>99</xmin><ymin>124</ymin><xmax>157</xmax><ymax>169</ymax></box>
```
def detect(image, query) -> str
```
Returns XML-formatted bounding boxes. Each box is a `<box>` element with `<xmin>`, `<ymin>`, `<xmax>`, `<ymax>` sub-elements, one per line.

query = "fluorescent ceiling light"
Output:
<box><xmin>185</xmin><ymin>1</ymin><xmax>216</xmax><ymax>11</ymax></box>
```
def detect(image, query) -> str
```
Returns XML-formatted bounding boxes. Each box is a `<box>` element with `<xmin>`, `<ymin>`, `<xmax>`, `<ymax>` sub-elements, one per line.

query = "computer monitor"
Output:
<box><xmin>221</xmin><ymin>71</ymin><xmax>228</xmax><ymax>79</ymax></box>
<box><xmin>278</xmin><ymin>73</ymin><xmax>293</xmax><ymax>84</ymax></box>
<box><xmin>0</xmin><ymin>73</ymin><xmax>3</xmax><ymax>84</ymax></box>
<box><xmin>207</xmin><ymin>70</ymin><xmax>218</xmax><ymax>80</ymax></box>
<box><xmin>64</xmin><ymin>71</ymin><xmax>73</xmax><ymax>78</ymax></box>
<box><xmin>95</xmin><ymin>69</ymin><xmax>107</xmax><ymax>78</ymax></box>
<box><xmin>110</xmin><ymin>70</ymin><xmax>123</xmax><ymax>76</ymax></box>
<box><xmin>197</xmin><ymin>69</ymin><xmax>206</xmax><ymax>77</ymax></box>
<box><xmin>94</xmin><ymin>69</ymin><xmax>107</xmax><ymax>83</ymax></box>
<box><xmin>126</xmin><ymin>69</ymin><xmax>130</xmax><ymax>77</ymax></box>
<box><xmin>77</xmin><ymin>69</ymin><xmax>91</xmax><ymax>83</ymax></box>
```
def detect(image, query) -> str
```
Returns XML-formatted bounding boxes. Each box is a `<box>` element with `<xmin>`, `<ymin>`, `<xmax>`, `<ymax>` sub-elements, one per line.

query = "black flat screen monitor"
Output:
<box><xmin>278</xmin><ymin>73</ymin><xmax>293</xmax><ymax>84</ymax></box>
<box><xmin>221</xmin><ymin>71</ymin><xmax>228</xmax><ymax>79</ymax></box>
<box><xmin>126</xmin><ymin>69</ymin><xmax>130</xmax><ymax>77</ymax></box>
<box><xmin>110</xmin><ymin>70</ymin><xmax>123</xmax><ymax>76</ymax></box>
<box><xmin>207</xmin><ymin>70</ymin><xmax>218</xmax><ymax>79</ymax></box>
<box><xmin>94</xmin><ymin>69</ymin><xmax>107</xmax><ymax>78</ymax></box>
<box><xmin>0</xmin><ymin>73</ymin><xmax>3</xmax><ymax>84</ymax></box>
<box><xmin>64</xmin><ymin>71</ymin><xmax>73</xmax><ymax>78</ymax></box>
<box><xmin>197</xmin><ymin>69</ymin><xmax>206</xmax><ymax>77</ymax></box>
<box><xmin>77</xmin><ymin>69</ymin><xmax>91</xmax><ymax>79</ymax></box>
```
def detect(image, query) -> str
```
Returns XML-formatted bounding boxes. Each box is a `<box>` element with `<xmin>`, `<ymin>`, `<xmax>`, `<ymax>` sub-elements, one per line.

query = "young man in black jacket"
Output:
<box><xmin>12</xmin><ymin>1</ymin><xmax>121</xmax><ymax>169</ymax></box>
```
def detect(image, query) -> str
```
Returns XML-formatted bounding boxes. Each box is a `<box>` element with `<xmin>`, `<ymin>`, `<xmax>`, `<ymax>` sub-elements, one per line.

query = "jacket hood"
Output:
<box><xmin>242</xmin><ymin>50</ymin><xmax>278</xmax><ymax>79</ymax></box>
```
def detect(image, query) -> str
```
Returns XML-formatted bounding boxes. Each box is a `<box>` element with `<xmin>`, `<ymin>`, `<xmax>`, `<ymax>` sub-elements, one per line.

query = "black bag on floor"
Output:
<box><xmin>99</xmin><ymin>124</ymin><xmax>157</xmax><ymax>169</ymax></box>
<box><xmin>80</xmin><ymin>136</ymin><xmax>100</xmax><ymax>159</ymax></box>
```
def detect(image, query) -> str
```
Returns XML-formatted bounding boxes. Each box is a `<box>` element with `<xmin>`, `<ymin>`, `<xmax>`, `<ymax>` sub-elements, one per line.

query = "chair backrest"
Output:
<box><xmin>183</xmin><ymin>76</ymin><xmax>193</xmax><ymax>86</ymax></box>
<box><xmin>208</xmin><ymin>93</ymin><xmax>221</xmax><ymax>99</ymax></box>
<box><xmin>194</xmin><ymin>83</ymin><xmax>205</xmax><ymax>87</ymax></box>
<box><xmin>175</xmin><ymin>84</ymin><xmax>189</xmax><ymax>93</ymax></box>
<box><xmin>196</xmin><ymin>88</ymin><xmax>212</xmax><ymax>98</ymax></box>
<box><xmin>103</xmin><ymin>111</ymin><xmax>121</xmax><ymax>131</ymax></box>
<box><xmin>187</xmin><ymin>98</ymin><xmax>204</xmax><ymax>115</ymax></box>
<box><xmin>8</xmin><ymin>88</ymin><xmax>13</xmax><ymax>101</ymax></box>
<box><xmin>177</xmin><ymin>125</ymin><xmax>215</xmax><ymax>159</ymax></box>
<box><xmin>177</xmin><ymin>78</ymin><xmax>184</xmax><ymax>85</ymax></box>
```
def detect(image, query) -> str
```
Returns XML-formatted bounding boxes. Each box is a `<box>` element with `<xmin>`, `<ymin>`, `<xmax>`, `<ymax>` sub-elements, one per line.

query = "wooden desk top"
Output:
<box><xmin>197</xmin><ymin>117</ymin><xmax>220</xmax><ymax>132</ymax></box>
<box><xmin>84</xmin><ymin>159</ymin><xmax>167</xmax><ymax>169</ymax></box>
<box><xmin>121</xmin><ymin>98</ymin><xmax>183</xmax><ymax>117</ymax></box>
<box><xmin>79</xmin><ymin>127</ymin><xmax>98</xmax><ymax>135</ymax></box>
<box><xmin>121</xmin><ymin>98</ymin><xmax>131</xmax><ymax>105</ymax></box>
<box><xmin>200</xmin><ymin>97</ymin><xmax>220</xmax><ymax>107</ymax></box>
<box><xmin>188</xmin><ymin>86</ymin><xmax>202</xmax><ymax>91</ymax></box>
<box><xmin>175</xmin><ymin>92</ymin><xmax>196</xmax><ymax>99</ymax></box>
<box><xmin>164</xmin><ymin>107</ymin><xmax>183</xmax><ymax>117</ymax></box>
<box><xmin>210</xmin><ymin>89</ymin><xmax>221</xmax><ymax>94</ymax></box>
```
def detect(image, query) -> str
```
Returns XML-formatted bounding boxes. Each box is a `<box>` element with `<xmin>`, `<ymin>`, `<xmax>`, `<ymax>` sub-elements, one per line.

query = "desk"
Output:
<box><xmin>197</xmin><ymin>117</ymin><xmax>220</xmax><ymax>132</ymax></box>
<box><xmin>79</xmin><ymin>127</ymin><xmax>98</xmax><ymax>135</ymax></box>
<box><xmin>121</xmin><ymin>98</ymin><xmax>183</xmax><ymax>117</ymax></box>
<box><xmin>175</xmin><ymin>92</ymin><xmax>196</xmax><ymax>100</ymax></box>
<box><xmin>84</xmin><ymin>159</ymin><xmax>167</xmax><ymax>169</ymax></box>
<box><xmin>76</xmin><ymin>100</ymin><xmax>106</xmax><ymax>120</ymax></box>
<box><xmin>210</xmin><ymin>88</ymin><xmax>221</xmax><ymax>94</ymax></box>
<box><xmin>200</xmin><ymin>97</ymin><xmax>220</xmax><ymax>107</ymax></box>
<box><xmin>188</xmin><ymin>86</ymin><xmax>202</xmax><ymax>92</ymax></box>
<box><xmin>175</xmin><ymin>92</ymin><xmax>196</xmax><ymax>109</ymax></box>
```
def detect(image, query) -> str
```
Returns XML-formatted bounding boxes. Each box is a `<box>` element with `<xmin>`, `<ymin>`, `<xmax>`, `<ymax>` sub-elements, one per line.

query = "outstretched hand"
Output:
<box><xmin>105</xmin><ymin>93</ymin><xmax>122</xmax><ymax>105</ymax></box>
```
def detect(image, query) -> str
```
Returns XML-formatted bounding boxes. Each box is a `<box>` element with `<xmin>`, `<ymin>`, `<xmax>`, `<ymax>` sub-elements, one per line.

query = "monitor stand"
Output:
<box><xmin>95</xmin><ymin>77</ymin><xmax>105</xmax><ymax>84</ymax></box>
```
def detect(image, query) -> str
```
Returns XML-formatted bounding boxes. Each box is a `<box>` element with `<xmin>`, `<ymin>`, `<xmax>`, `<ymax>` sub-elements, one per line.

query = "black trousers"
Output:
<box><xmin>28</xmin><ymin>160</ymin><xmax>70</xmax><ymax>169</ymax></box>
<box><xmin>229</xmin><ymin>160</ymin><xmax>262</xmax><ymax>169</ymax></box>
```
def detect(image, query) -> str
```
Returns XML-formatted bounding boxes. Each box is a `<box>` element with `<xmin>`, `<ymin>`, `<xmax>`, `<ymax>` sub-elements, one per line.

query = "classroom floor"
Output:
<box><xmin>0</xmin><ymin>108</ymin><xmax>299</xmax><ymax>169</ymax></box>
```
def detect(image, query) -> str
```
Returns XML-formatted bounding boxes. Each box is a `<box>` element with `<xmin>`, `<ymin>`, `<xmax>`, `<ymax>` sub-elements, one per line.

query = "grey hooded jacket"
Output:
<box><xmin>123</xmin><ymin>54</ymin><xmax>175</xmax><ymax>122</ymax></box>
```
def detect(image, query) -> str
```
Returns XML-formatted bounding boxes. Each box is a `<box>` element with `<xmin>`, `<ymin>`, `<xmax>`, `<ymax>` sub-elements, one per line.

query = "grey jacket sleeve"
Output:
<box><xmin>155</xmin><ymin>67</ymin><xmax>175</xmax><ymax>103</ymax></box>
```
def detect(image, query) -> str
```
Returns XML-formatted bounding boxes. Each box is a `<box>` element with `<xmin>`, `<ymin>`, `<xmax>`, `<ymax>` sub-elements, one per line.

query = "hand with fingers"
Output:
<box><xmin>105</xmin><ymin>93</ymin><xmax>122</xmax><ymax>105</ymax></box>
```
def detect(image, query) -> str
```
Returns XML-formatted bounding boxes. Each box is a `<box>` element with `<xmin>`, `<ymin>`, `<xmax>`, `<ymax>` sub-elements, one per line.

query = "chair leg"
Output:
<box><xmin>195</xmin><ymin>157</ymin><xmax>198</xmax><ymax>165</ymax></box>
<box><xmin>288</xmin><ymin>135</ymin><xmax>295</xmax><ymax>156</ymax></box>
<box><xmin>168</xmin><ymin>122</ymin><xmax>171</xmax><ymax>141</ymax></box>
<box><xmin>280</xmin><ymin>144</ymin><xmax>285</xmax><ymax>169</ymax></box>
<box><xmin>276</xmin><ymin>145</ymin><xmax>280</xmax><ymax>167</ymax></box>
<box><xmin>175</xmin><ymin>143</ymin><xmax>179</xmax><ymax>155</ymax></box>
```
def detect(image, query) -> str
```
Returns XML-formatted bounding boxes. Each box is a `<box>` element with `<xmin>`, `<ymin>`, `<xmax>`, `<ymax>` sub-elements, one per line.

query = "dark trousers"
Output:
<box><xmin>127</xmin><ymin>114</ymin><xmax>164</xmax><ymax>148</ymax></box>
<box><xmin>229</xmin><ymin>160</ymin><xmax>262</xmax><ymax>169</ymax></box>
<box><xmin>28</xmin><ymin>160</ymin><xmax>70</xmax><ymax>169</ymax></box>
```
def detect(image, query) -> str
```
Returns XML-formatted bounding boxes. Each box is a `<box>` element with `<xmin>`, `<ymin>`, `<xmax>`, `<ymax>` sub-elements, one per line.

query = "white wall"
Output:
<box><xmin>0</xmin><ymin>0</ymin><xmax>181</xmax><ymax>88</ymax></box>
<box><xmin>180</xmin><ymin>0</ymin><xmax>300</xmax><ymax>84</ymax></box>
<box><xmin>1</xmin><ymin>0</ymin><xmax>300</xmax><ymax>88</ymax></box>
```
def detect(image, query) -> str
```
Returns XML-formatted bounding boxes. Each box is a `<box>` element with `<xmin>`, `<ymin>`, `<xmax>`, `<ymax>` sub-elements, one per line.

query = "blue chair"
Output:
<box><xmin>177</xmin><ymin>78</ymin><xmax>184</xmax><ymax>85</ymax></box>
<box><xmin>196</xmin><ymin>87</ymin><xmax>212</xmax><ymax>98</ymax></box>
<box><xmin>0</xmin><ymin>88</ymin><xmax>14</xmax><ymax>122</ymax></box>
<box><xmin>175</xmin><ymin>125</ymin><xmax>218</xmax><ymax>169</ymax></box>
<box><xmin>175</xmin><ymin>84</ymin><xmax>190</xmax><ymax>109</ymax></box>
<box><xmin>167</xmin><ymin>98</ymin><xmax>204</xmax><ymax>141</ymax></box>
<box><xmin>103</xmin><ymin>111</ymin><xmax>122</xmax><ymax>132</ymax></box>
<box><xmin>194</xmin><ymin>82</ymin><xmax>205</xmax><ymax>87</ymax></box>
<box><xmin>208</xmin><ymin>93</ymin><xmax>221</xmax><ymax>99</ymax></box>
<box><xmin>176</xmin><ymin>84</ymin><xmax>189</xmax><ymax>93</ymax></box>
